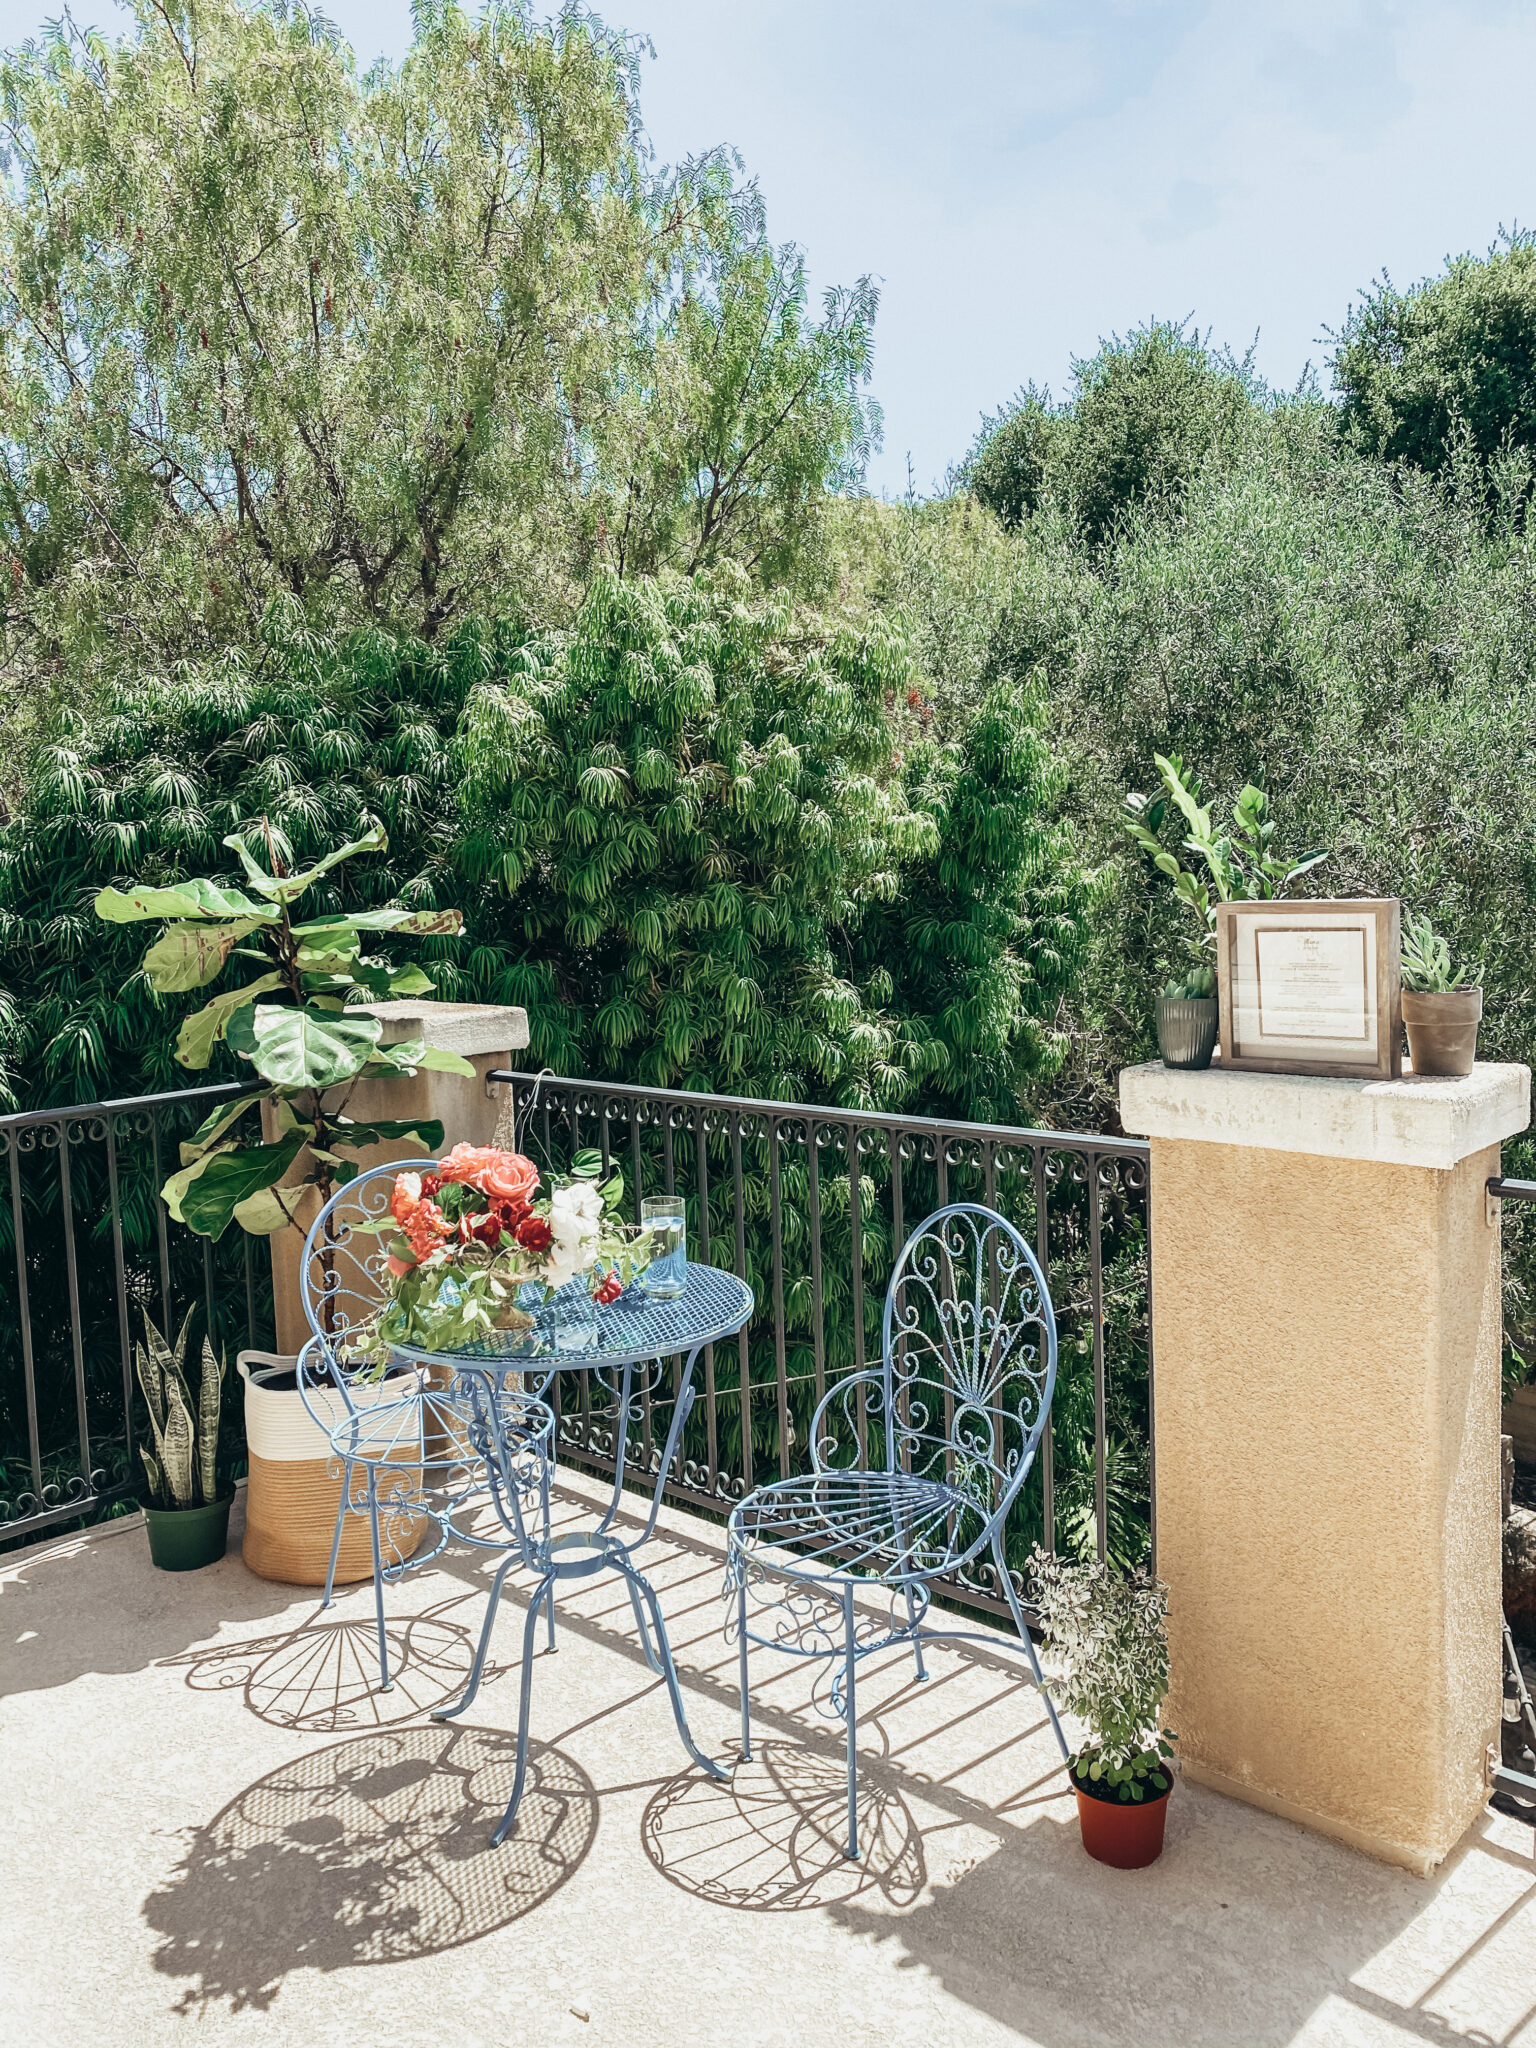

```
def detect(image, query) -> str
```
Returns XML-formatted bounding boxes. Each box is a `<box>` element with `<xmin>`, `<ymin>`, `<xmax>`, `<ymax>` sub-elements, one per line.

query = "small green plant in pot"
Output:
<box><xmin>1125</xmin><ymin>756</ymin><xmax>1328</xmax><ymax>1071</ymax></box>
<box><xmin>1029</xmin><ymin>1546</ymin><xmax>1176</xmax><ymax>1868</ymax></box>
<box><xmin>137</xmin><ymin>1309</ymin><xmax>232</xmax><ymax>1571</ymax></box>
<box><xmin>1400</xmin><ymin>913</ymin><xmax>1482</xmax><ymax>1077</ymax></box>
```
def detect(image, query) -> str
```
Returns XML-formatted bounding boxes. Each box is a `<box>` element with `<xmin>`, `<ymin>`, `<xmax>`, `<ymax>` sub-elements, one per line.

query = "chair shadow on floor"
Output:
<box><xmin>143</xmin><ymin>1725</ymin><xmax>597</xmax><ymax>2014</ymax></box>
<box><xmin>643</xmin><ymin>1739</ymin><xmax>927</xmax><ymax>1912</ymax></box>
<box><xmin>159</xmin><ymin>1591</ymin><xmax>501</xmax><ymax>1733</ymax></box>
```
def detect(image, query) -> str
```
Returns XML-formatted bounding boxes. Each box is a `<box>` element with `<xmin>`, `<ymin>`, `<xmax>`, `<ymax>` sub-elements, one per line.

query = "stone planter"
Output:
<box><xmin>1155</xmin><ymin>996</ymin><xmax>1218</xmax><ymax>1071</ymax></box>
<box><xmin>238</xmin><ymin>1349</ymin><xmax>429</xmax><ymax>1586</ymax></box>
<box><xmin>1402</xmin><ymin>987</ymin><xmax>1482</xmax><ymax>1078</ymax></box>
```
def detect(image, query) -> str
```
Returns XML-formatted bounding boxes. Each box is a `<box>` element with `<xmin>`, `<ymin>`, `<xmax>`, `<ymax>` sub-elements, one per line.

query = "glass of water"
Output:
<box><xmin>641</xmin><ymin>1196</ymin><xmax>687</xmax><ymax>1296</ymax></box>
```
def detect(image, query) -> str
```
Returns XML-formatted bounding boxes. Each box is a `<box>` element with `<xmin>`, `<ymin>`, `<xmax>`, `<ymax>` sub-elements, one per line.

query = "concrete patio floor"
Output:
<box><xmin>3</xmin><ymin>1471</ymin><xmax>1534</xmax><ymax>2048</ymax></box>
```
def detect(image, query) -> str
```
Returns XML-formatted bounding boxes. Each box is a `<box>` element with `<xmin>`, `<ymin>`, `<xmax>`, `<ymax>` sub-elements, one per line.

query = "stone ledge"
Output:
<box><xmin>358</xmin><ymin>1000</ymin><xmax>529</xmax><ymax>1059</ymax></box>
<box><xmin>1119</xmin><ymin>1058</ymin><xmax>1530</xmax><ymax>1169</ymax></box>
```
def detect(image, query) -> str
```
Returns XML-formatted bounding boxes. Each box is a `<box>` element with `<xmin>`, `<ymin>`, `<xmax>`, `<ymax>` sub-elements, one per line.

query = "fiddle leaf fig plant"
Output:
<box><xmin>95</xmin><ymin>823</ymin><xmax>473</xmax><ymax>1241</ymax></box>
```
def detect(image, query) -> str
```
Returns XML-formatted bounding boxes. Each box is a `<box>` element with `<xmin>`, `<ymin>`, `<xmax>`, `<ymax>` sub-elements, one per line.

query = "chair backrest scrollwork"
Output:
<box><xmin>879</xmin><ymin>1203</ymin><xmax>1057</xmax><ymax>1525</ymax></box>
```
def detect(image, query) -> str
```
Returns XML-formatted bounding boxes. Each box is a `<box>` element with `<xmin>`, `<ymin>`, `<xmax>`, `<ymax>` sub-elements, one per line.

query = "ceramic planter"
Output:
<box><xmin>144</xmin><ymin>1492</ymin><xmax>233</xmax><ymax>1572</ymax></box>
<box><xmin>1402</xmin><ymin>986</ymin><xmax>1482</xmax><ymax>1078</ymax></box>
<box><xmin>1074</xmin><ymin>1778</ymin><xmax>1172</xmax><ymax>1868</ymax></box>
<box><xmin>238</xmin><ymin>1349</ymin><xmax>429</xmax><ymax>1586</ymax></box>
<box><xmin>1155</xmin><ymin>996</ymin><xmax>1218</xmax><ymax>1071</ymax></box>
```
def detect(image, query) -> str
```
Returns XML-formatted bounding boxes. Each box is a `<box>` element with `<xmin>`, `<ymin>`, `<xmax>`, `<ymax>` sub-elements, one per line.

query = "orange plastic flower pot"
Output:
<box><xmin>1075</xmin><ymin>1780</ymin><xmax>1171</xmax><ymax>1868</ymax></box>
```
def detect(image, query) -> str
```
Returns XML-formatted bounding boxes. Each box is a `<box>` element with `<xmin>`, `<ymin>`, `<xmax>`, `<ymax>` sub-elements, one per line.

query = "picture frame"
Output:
<box><xmin>1215</xmin><ymin>899</ymin><xmax>1402</xmax><ymax>1080</ymax></box>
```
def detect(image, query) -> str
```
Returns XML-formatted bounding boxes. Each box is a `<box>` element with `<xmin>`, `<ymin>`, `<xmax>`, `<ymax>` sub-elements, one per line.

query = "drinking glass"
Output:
<box><xmin>640</xmin><ymin>1196</ymin><xmax>687</xmax><ymax>1296</ymax></box>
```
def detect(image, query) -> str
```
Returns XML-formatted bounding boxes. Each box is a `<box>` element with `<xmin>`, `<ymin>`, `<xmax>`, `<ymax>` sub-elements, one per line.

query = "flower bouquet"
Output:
<box><xmin>371</xmin><ymin>1143</ymin><xmax>653</xmax><ymax>1356</ymax></box>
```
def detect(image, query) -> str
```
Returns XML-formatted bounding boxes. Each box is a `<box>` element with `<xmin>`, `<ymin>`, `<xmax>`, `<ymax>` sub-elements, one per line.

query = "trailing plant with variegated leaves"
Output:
<box><xmin>94</xmin><ymin>823</ymin><xmax>473</xmax><ymax>1242</ymax></box>
<box><xmin>1029</xmin><ymin>1546</ymin><xmax>1176</xmax><ymax>1803</ymax></box>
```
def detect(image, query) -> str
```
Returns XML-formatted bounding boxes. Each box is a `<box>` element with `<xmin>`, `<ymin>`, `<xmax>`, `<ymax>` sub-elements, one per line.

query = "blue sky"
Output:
<box><xmin>4</xmin><ymin>0</ymin><xmax>1534</xmax><ymax>495</ymax></box>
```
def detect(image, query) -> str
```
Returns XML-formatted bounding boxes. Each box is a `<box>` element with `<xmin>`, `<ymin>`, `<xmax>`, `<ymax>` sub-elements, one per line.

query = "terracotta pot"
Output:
<box><xmin>1155</xmin><ymin>996</ymin><xmax>1218</xmax><ymax>1071</ymax></box>
<box><xmin>1402</xmin><ymin>986</ymin><xmax>1482</xmax><ymax>1078</ymax></box>
<box><xmin>1075</xmin><ymin>1779</ymin><xmax>1172</xmax><ymax>1868</ymax></box>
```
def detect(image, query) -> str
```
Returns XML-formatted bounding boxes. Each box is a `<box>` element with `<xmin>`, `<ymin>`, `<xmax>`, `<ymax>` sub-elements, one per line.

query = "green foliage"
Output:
<box><xmin>1333</xmin><ymin>230</ymin><xmax>1536</xmax><ymax>493</ymax></box>
<box><xmin>98</xmin><ymin>821</ymin><xmax>469</xmax><ymax>1237</ymax></box>
<box><xmin>136</xmin><ymin>1307</ymin><xmax>222</xmax><ymax>1508</ymax></box>
<box><xmin>1029</xmin><ymin>1547</ymin><xmax>1175</xmax><ymax>1798</ymax></box>
<box><xmin>1160</xmin><ymin>962</ymin><xmax>1214</xmax><ymax>1002</ymax></box>
<box><xmin>458</xmin><ymin>569</ymin><xmax>1094</xmax><ymax>1120</ymax></box>
<box><xmin>1401</xmin><ymin>912</ymin><xmax>1476</xmax><ymax>995</ymax></box>
<box><xmin>959</xmin><ymin>385</ymin><xmax>1060</xmax><ymax>531</ymax></box>
<box><xmin>1124</xmin><ymin>753</ymin><xmax>1328</xmax><ymax>942</ymax></box>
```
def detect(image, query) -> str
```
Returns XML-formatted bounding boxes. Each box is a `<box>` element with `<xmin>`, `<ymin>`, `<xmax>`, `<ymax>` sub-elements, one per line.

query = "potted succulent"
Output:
<box><xmin>137</xmin><ymin>1309</ymin><xmax>233</xmax><ymax>1571</ymax></box>
<box><xmin>1153</xmin><ymin>960</ymin><xmax>1217</xmax><ymax>1071</ymax></box>
<box><xmin>1125</xmin><ymin>755</ymin><xmax>1328</xmax><ymax>1065</ymax></box>
<box><xmin>1401</xmin><ymin>913</ymin><xmax>1482</xmax><ymax>1077</ymax></box>
<box><xmin>1029</xmin><ymin>1547</ymin><xmax>1177</xmax><ymax>1869</ymax></box>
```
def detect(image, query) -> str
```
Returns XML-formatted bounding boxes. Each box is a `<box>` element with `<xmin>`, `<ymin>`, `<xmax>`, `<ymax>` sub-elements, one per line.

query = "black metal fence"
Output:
<box><xmin>0</xmin><ymin>1082</ymin><xmax>270</xmax><ymax>1542</ymax></box>
<box><xmin>0</xmin><ymin>1072</ymin><xmax>1156</xmax><ymax>1623</ymax></box>
<box><xmin>494</xmin><ymin>1070</ymin><xmax>1155</xmax><ymax>1619</ymax></box>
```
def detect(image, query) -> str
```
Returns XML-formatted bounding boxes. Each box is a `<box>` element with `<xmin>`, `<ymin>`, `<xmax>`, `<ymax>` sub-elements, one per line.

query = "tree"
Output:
<box><xmin>1332</xmin><ymin>231</ymin><xmax>1536</xmax><ymax>492</ymax></box>
<box><xmin>957</xmin><ymin>384</ymin><xmax>1060</xmax><ymax>531</ymax></box>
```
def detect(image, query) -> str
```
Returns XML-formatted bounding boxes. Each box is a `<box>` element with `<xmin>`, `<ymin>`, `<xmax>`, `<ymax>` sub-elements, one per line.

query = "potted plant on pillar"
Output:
<box><xmin>95</xmin><ymin>821</ymin><xmax>474</xmax><ymax>1582</ymax></box>
<box><xmin>137</xmin><ymin>1309</ymin><xmax>233</xmax><ymax>1571</ymax></box>
<box><xmin>1029</xmin><ymin>1547</ymin><xmax>1177</xmax><ymax>1868</ymax></box>
<box><xmin>1125</xmin><ymin>756</ymin><xmax>1328</xmax><ymax>1071</ymax></box>
<box><xmin>1400</xmin><ymin>913</ymin><xmax>1482</xmax><ymax>1077</ymax></box>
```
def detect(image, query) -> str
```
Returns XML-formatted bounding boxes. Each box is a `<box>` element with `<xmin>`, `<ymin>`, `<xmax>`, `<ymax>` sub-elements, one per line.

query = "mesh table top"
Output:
<box><xmin>386</xmin><ymin>1262</ymin><xmax>755</xmax><ymax>1371</ymax></box>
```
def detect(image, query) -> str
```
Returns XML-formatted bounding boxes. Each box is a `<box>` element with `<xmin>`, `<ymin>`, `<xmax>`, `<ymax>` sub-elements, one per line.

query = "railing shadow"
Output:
<box><xmin>143</xmin><ymin>1725</ymin><xmax>597</xmax><ymax>2014</ymax></box>
<box><xmin>160</xmin><ymin>1593</ymin><xmax>498</xmax><ymax>1733</ymax></box>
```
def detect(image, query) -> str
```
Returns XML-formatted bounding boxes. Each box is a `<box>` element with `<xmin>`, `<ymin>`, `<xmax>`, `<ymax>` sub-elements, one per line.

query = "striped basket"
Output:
<box><xmin>238</xmin><ymin>1351</ymin><xmax>431</xmax><ymax>1586</ymax></box>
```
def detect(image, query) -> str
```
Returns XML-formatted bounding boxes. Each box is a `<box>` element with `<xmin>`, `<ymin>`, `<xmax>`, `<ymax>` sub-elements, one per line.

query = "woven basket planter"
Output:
<box><xmin>238</xmin><ymin>1350</ymin><xmax>431</xmax><ymax>1587</ymax></box>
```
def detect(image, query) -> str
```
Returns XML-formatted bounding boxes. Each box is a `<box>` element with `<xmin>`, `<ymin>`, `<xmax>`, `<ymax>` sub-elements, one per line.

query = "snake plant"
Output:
<box><xmin>136</xmin><ymin>1309</ymin><xmax>222</xmax><ymax>1510</ymax></box>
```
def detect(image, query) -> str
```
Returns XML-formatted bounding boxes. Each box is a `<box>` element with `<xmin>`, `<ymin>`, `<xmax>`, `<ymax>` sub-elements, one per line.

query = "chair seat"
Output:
<box><xmin>728</xmin><ymin>1468</ymin><xmax>989</xmax><ymax>1586</ymax></box>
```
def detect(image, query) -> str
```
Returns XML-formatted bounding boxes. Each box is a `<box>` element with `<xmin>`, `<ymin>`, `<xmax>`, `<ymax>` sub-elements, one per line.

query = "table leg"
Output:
<box><xmin>616</xmin><ymin>1551</ymin><xmax>731</xmax><ymax>1782</ymax></box>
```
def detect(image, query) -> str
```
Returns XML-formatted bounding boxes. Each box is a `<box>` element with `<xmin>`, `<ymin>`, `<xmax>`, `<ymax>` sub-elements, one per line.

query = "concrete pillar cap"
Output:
<box><xmin>1119</xmin><ymin>1059</ymin><xmax>1529</xmax><ymax>1169</ymax></box>
<box><xmin>358</xmin><ymin>1000</ymin><xmax>529</xmax><ymax>1059</ymax></box>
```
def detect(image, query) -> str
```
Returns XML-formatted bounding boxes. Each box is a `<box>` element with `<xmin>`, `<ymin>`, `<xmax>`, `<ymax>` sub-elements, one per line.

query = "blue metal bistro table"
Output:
<box><xmin>394</xmin><ymin>1263</ymin><xmax>755</xmax><ymax>1845</ymax></box>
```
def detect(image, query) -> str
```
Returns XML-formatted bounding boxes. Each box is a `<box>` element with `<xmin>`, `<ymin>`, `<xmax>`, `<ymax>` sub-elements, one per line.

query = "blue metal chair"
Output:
<box><xmin>298</xmin><ymin>1160</ymin><xmax>556</xmax><ymax>1692</ymax></box>
<box><xmin>726</xmin><ymin>1202</ymin><xmax>1069</xmax><ymax>1859</ymax></box>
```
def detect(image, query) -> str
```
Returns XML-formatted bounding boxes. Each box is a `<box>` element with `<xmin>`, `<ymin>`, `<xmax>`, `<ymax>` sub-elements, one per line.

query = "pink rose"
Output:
<box><xmin>437</xmin><ymin>1145</ymin><xmax>541</xmax><ymax>1207</ymax></box>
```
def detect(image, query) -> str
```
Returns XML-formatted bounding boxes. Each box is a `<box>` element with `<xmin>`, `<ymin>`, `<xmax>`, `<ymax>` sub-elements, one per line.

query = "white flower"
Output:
<box><xmin>546</xmin><ymin>1181</ymin><xmax>602</xmax><ymax>1283</ymax></box>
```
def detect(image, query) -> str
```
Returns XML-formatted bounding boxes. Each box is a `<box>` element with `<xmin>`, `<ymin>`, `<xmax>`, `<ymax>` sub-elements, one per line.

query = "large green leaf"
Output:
<box><xmin>95</xmin><ymin>880</ymin><xmax>275</xmax><ymax>925</ymax></box>
<box><xmin>230</xmin><ymin>1185</ymin><xmax>305</xmax><ymax>1235</ymax></box>
<box><xmin>416</xmin><ymin>1046</ymin><xmax>476</xmax><ymax>1076</ymax></box>
<box><xmin>247</xmin><ymin>1004</ymin><xmax>382</xmax><ymax>1089</ymax></box>
<box><xmin>330</xmin><ymin>1115</ymin><xmax>446</xmax><ymax>1151</ymax></box>
<box><xmin>142</xmin><ymin>920</ymin><xmax>261</xmax><ymax>992</ymax></box>
<box><xmin>291</xmin><ymin>907</ymin><xmax>463</xmax><ymax>937</ymax></box>
<box><xmin>181</xmin><ymin>1091</ymin><xmax>266</xmax><ymax>1164</ymax></box>
<box><xmin>222</xmin><ymin>824</ymin><xmax>386</xmax><ymax>904</ymax></box>
<box><xmin>176</xmin><ymin>974</ymin><xmax>284</xmax><ymax>1070</ymax></box>
<box><xmin>180</xmin><ymin>1132</ymin><xmax>308</xmax><ymax>1239</ymax></box>
<box><xmin>358</xmin><ymin>1037</ymin><xmax>475</xmax><ymax>1080</ymax></box>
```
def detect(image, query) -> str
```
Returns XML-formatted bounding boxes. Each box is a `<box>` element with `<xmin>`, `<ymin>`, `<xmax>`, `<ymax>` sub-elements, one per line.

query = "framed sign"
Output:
<box><xmin>1215</xmin><ymin>899</ymin><xmax>1401</xmax><ymax>1080</ymax></box>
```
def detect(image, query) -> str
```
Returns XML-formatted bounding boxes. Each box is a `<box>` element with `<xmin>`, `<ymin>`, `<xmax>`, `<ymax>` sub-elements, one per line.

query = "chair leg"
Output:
<box><xmin>625</xmin><ymin>1572</ymin><xmax>661</xmax><ymax>1672</ymax></box>
<box><xmin>903</xmin><ymin>1580</ymin><xmax>928</xmax><ymax>1682</ymax></box>
<box><xmin>491</xmin><ymin>1575</ymin><xmax>556</xmax><ymax>1848</ymax></box>
<box><xmin>321</xmin><ymin>1464</ymin><xmax>349</xmax><ymax>1610</ymax></box>
<box><xmin>737</xmin><ymin>1575</ymin><xmax>752</xmax><ymax>1762</ymax></box>
<box><xmin>365</xmin><ymin>1467</ymin><xmax>392</xmax><ymax>1693</ymax></box>
<box><xmin>994</xmin><ymin>1535</ymin><xmax>1069</xmax><ymax>1762</ymax></box>
<box><xmin>842</xmin><ymin>1581</ymin><xmax>860</xmax><ymax>1860</ymax></box>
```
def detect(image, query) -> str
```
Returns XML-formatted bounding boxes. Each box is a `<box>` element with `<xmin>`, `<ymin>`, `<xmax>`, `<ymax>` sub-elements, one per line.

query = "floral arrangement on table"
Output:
<box><xmin>370</xmin><ymin>1142</ymin><xmax>652</xmax><ymax>1355</ymax></box>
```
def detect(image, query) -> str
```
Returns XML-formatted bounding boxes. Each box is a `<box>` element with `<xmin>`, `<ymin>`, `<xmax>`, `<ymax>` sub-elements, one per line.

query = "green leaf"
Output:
<box><xmin>142</xmin><ymin>920</ymin><xmax>262</xmax><ymax>992</ymax></box>
<box><xmin>415</xmin><ymin>1046</ymin><xmax>475</xmax><ymax>1076</ymax></box>
<box><xmin>290</xmin><ymin>907</ymin><xmax>464</xmax><ymax>937</ymax></box>
<box><xmin>230</xmin><ymin>1184</ymin><xmax>305</xmax><ymax>1235</ymax></box>
<box><xmin>176</xmin><ymin>974</ymin><xmax>284</xmax><ymax>1070</ymax></box>
<box><xmin>222</xmin><ymin>824</ymin><xmax>387</xmax><ymax>904</ymax></box>
<box><xmin>247</xmin><ymin>1004</ymin><xmax>382</xmax><ymax>1089</ymax></box>
<box><xmin>571</xmin><ymin>1147</ymin><xmax>604</xmax><ymax>1178</ymax></box>
<box><xmin>180</xmin><ymin>1133</ymin><xmax>307</xmax><ymax>1239</ymax></box>
<box><xmin>330</xmin><ymin>1116</ymin><xmax>446</xmax><ymax>1150</ymax></box>
<box><xmin>95</xmin><ymin>880</ymin><xmax>276</xmax><ymax>925</ymax></box>
<box><xmin>183</xmin><ymin>1091</ymin><xmax>265</xmax><ymax>1157</ymax></box>
<box><xmin>387</xmin><ymin>963</ymin><xmax>435</xmax><ymax>998</ymax></box>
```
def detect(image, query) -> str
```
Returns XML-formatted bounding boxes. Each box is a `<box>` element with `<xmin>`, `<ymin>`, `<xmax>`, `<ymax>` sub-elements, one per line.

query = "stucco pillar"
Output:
<box><xmin>1119</xmin><ymin>1059</ymin><xmax>1530</xmax><ymax>1874</ymax></box>
<box><xmin>263</xmin><ymin>1001</ymin><xmax>529</xmax><ymax>1356</ymax></box>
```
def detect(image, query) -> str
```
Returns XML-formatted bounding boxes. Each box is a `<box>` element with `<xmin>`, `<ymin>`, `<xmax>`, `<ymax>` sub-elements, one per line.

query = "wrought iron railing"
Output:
<box><xmin>0</xmin><ymin>1072</ymin><xmax>1156</xmax><ymax>1622</ymax></box>
<box><xmin>492</xmin><ymin>1070</ymin><xmax>1155</xmax><ymax>1620</ymax></box>
<box><xmin>0</xmin><ymin>1082</ymin><xmax>270</xmax><ymax>1542</ymax></box>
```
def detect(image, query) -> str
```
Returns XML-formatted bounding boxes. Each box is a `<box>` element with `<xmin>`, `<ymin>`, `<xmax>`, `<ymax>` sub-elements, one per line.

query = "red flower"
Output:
<box><xmin>471</xmin><ymin>1212</ymin><xmax>503</xmax><ymax>1247</ymax></box>
<box><xmin>404</xmin><ymin>1198</ymin><xmax>449</xmax><ymax>1261</ymax></box>
<box><xmin>594</xmin><ymin>1272</ymin><xmax>623</xmax><ymax>1306</ymax></box>
<box><xmin>420</xmin><ymin>1173</ymin><xmax>442</xmax><ymax>1199</ymax></box>
<box><xmin>496</xmin><ymin>1197</ymin><xmax>531</xmax><ymax>1232</ymax></box>
<box><xmin>516</xmin><ymin>1215</ymin><xmax>553</xmax><ymax>1253</ymax></box>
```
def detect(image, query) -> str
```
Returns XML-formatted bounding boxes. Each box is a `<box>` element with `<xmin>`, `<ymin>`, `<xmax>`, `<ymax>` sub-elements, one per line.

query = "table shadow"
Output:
<box><xmin>144</xmin><ymin>1725</ymin><xmax>596</xmax><ymax>2013</ymax></box>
